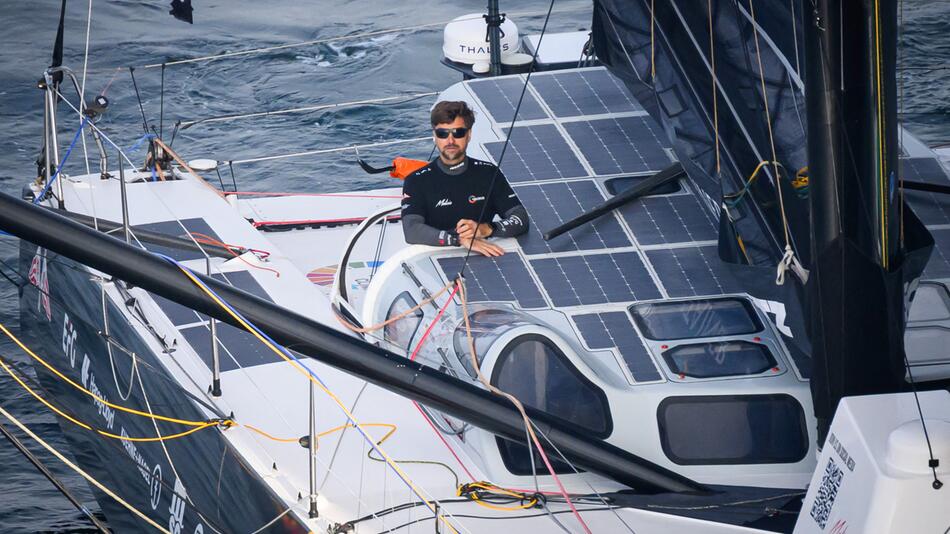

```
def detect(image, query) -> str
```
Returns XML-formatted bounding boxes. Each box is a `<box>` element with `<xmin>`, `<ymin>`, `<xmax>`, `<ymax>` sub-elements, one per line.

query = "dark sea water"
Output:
<box><xmin>0</xmin><ymin>1</ymin><xmax>946</xmax><ymax>532</ymax></box>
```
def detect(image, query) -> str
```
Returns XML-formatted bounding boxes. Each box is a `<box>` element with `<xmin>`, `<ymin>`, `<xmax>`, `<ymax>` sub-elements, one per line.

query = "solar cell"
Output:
<box><xmin>574</xmin><ymin>311</ymin><xmax>661</xmax><ymax>382</ymax></box>
<box><xmin>646</xmin><ymin>246</ymin><xmax>743</xmax><ymax>298</ymax></box>
<box><xmin>619</xmin><ymin>193</ymin><xmax>718</xmax><ymax>245</ymax></box>
<box><xmin>564</xmin><ymin>117</ymin><xmax>671</xmax><ymax>175</ymax></box>
<box><xmin>484</xmin><ymin>124</ymin><xmax>587</xmax><ymax>183</ymax></box>
<box><xmin>438</xmin><ymin>254</ymin><xmax>546</xmax><ymax>309</ymax></box>
<box><xmin>179</xmin><ymin>322</ymin><xmax>279</xmax><ymax>372</ymax></box>
<box><xmin>924</xmin><ymin>228</ymin><xmax>950</xmax><ymax>279</ymax></box>
<box><xmin>514</xmin><ymin>180</ymin><xmax>631</xmax><ymax>254</ymax></box>
<box><xmin>903</xmin><ymin>158</ymin><xmax>950</xmax><ymax>226</ymax></box>
<box><xmin>133</xmin><ymin>217</ymin><xmax>219</xmax><ymax>261</ymax></box>
<box><xmin>530</xmin><ymin>69</ymin><xmax>642</xmax><ymax>118</ymax></box>
<box><xmin>530</xmin><ymin>252</ymin><xmax>660</xmax><ymax>307</ymax></box>
<box><xmin>468</xmin><ymin>77</ymin><xmax>548</xmax><ymax>123</ymax></box>
<box><xmin>153</xmin><ymin>270</ymin><xmax>272</xmax><ymax>326</ymax></box>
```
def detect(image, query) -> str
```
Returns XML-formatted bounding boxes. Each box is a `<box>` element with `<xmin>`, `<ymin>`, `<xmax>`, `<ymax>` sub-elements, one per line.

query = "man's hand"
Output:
<box><xmin>459</xmin><ymin>237</ymin><xmax>505</xmax><ymax>257</ymax></box>
<box><xmin>456</xmin><ymin>219</ymin><xmax>493</xmax><ymax>240</ymax></box>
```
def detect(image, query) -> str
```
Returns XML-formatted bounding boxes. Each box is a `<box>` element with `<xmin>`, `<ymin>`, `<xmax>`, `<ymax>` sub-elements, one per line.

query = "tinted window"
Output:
<box><xmin>492</xmin><ymin>334</ymin><xmax>610</xmax><ymax>475</ymax></box>
<box><xmin>384</xmin><ymin>292</ymin><xmax>423</xmax><ymax>351</ymax></box>
<box><xmin>657</xmin><ymin>395</ymin><xmax>808</xmax><ymax>465</ymax></box>
<box><xmin>631</xmin><ymin>298</ymin><xmax>761</xmax><ymax>340</ymax></box>
<box><xmin>663</xmin><ymin>341</ymin><xmax>776</xmax><ymax>379</ymax></box>
<box><xmin>492</xmin><ymin>335</ymin><xmax>611</xmax><ymax>436</ymax></box>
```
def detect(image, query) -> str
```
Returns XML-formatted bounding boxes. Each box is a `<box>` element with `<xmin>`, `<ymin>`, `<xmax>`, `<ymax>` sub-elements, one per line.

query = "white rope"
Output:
<box><xmin>776</xmin><ymin>244</ymin><xmax>809</xmax><ymax>285</ymax></box>
<box><xmin>180</xmin><ymin>92</ymin><xmax>438</xmax><ymax>129</ymax></box>
<box><xmin>0</xmin><ymin>404</ymin><xmax>171</xmax><ymax>533</ymax></box>
<box><xmin>229</xmin><ymin>136</ymin><xmax>431</xmax><ymax>165</ymax></box>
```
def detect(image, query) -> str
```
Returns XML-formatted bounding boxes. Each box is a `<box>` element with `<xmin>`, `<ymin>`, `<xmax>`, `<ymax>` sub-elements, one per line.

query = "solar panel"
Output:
<box><xmin>438</xmin><ymin>254</ymin><xmax>546</xmax><ymax>309</ymax></box>
<box><xmin>529</xmin><ymin>69</ymin><xmax>642</xmax><ymax>118</ymax></box>
<box><xmin>514</xmin><ymin>180</ymin><xmax>631</xmax><ymax>254</ymax></box>
<box><xmin>646</xmin><ymin>246</ymin><xmax>743</xmax><ymax>298</ymax></box>
<box><xmin>531</xmin><ymin>252</ymin><xmax>660</xmax><ymax>307</ymax></box>
<box><xmin>903</xmin><ymin>157</ymin><xmax>950</xmax><ymax>186</ymax></box>
<box><xmin>564</xmin><ymin>117</ymin><xmax>671</xmax><ymax>175</ymax></box>
<box><xmin>924</xmin><ymin>228</ymin><xmax>950</xmax><ymax>279</ymax></box>
<box><xmin>133</xmin><ymin>217</ymin><xmax>220</xmax><ymax>261</ymax></box>
<box><xmin>903</xmin><ymin>158</ymin><xmax>950</xmax><ymax>226</ymax></box>
<box><xmin>484</xmin><ymin>124</ymin><xmax>588</xmax><ymax>183</ymax></box>
<box><xmin>153</xmin><ymin>270</ymin><xmax>273</xmax><ymax>326</ymax></box>
<box><xmin>179</xmin><ymin>322</ymin><xmax>278</xmax><ymax>372</ymax></box>
<box><xmin>468</xmin><ymin>77</ymin><xmax>549</xmax><ymax>123</ymax></box>
<box><xmin>573</xmin><ymin>311</ymin><xmax>661</xmax><ymax>382</ymax></box>
<box><xmin>619</xmin><ymin>193</ymin><xmax>718</xmax><ymax>245</ymax></box>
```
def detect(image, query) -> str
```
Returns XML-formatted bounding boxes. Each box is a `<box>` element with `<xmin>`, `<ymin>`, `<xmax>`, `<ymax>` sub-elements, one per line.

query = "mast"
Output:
<box><xmin>804</xmin><ymin>0</ymin><xmax>907</xmax><ymax>442</ymax></box>
<box><xmin>486</xmin><ymin>0</ymin><xmax>503</xmax><ymax>76</ymax></box>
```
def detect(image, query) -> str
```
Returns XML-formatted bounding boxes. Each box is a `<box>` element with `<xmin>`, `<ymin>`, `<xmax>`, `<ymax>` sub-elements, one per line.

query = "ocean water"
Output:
<box><xmin>0</xmin><ymin>1</ymin><xmax>946</xmax><ymax>531</ymax></box>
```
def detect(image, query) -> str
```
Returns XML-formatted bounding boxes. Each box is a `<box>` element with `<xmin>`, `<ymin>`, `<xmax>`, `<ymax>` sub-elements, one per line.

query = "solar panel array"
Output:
<box><xmin>152</xmin><ymin>270</ymin><xmax>278</xmax><ymax>372</ymax></box>
<box><xmin>902</xmin><ymin>157</ymin><xmax>950</xmax><ymax>279</ymax></box>
<box><xmin>454</xmin><ymin>68</ymin><xmax>766</xmax><ymax>383</ymax></box>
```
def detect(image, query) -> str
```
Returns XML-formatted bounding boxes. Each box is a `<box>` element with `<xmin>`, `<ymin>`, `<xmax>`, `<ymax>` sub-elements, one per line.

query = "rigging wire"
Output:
<box><xmin>163</xmin><ymin>255</ymin><xmax>463</xmax><ymax>533</ymax></box>
<box><xmin>458</xmin><ymin>280</ymin><xmax>593</xmax><ymax>534</ymax></box>
<box><xmin>0</xmin><ymin>404</ymin><xmax>170</xmax><ymax>533</ymax></box>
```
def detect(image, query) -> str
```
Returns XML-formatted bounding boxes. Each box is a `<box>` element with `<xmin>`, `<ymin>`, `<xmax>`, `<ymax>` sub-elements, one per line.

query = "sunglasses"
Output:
<box><xmin>434</xmin><ymin>127</ymin><xmax>469</xmax><ymax>139</ymax></box>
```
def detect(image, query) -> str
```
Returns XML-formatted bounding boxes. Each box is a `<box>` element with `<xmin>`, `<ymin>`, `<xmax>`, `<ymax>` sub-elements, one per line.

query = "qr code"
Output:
<box><xmin>810</xmin><ymin>457</ymin><xmax>844</xmax><ymax>529</ymax></box>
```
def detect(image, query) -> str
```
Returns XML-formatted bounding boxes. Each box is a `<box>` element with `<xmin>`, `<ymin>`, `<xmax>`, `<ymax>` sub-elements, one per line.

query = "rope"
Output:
<box><xmin>224</xmin><ymin>191</ymin><xmax>402</xmax><ymax>199</ymax></box>
<box><xmin>187</xmin><ymin>232</ymin><xmax>280</xmax><ymax>278</ymax></box>
<box><xmin>409</xmin><ymin>283</ymin><xmax>460</xmax><ymax>362</ymax></box>
<box><xmin>180</xmin><ymin>92</ymin><xmax>438</xmax><ymax>130</ymax></box>
<box><xmin>458</xmin><ymin>279</ymin><xmax>593</xmax><ymax>534</ymax></box>
<box><xmin>747</xmin><ymin>0</ymin><xmax>804</xmax><ymax>284</ymax></box>
<box><xmin>334</xmin><ymin>280</ymin><xmax>454</xmax><ymax>334</ymax></box>
<box><xmin>164</xmin><ymin>256</ymin><xmax>461</xmax><ymax>534</ymax></box>
<box><xmin>0</xmin><ymin>405</ymin><xmax>171</xmax><ymax>533</ymax></box>
<box><xmin>708</xmin><ymin>0</ymin><xmax>720</xmax><ymax>173</ymax></box>
<box><xmin>229</xmin><ymin>136</ymin><xmax>430</xmax><ymax>166</ymax></box>
<box><xmin>0</xmin><ymin>322</ymin><xmax>221</xmax><ymax>429</ymax></box>
<box><xmin>35</xmin><ymin>116</ymin><xmax>89</xmax><ymax>204</ymax></box>
<box><xmin>0</xmin><ymin>352</ymin><xmax>223</xmax><ymax>443</ymax></box>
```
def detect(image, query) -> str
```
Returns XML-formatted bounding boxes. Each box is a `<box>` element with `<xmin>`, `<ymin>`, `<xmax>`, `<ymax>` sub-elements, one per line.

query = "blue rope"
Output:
<box><xmin>34</xmin><ymin>117</ymin><xmax>90</xmax><ymax>204</ymax></box>
<box><xmin>156</xmin><ymin>254</ymin><xmax>445</xmax><ymax>518</ymax></box>
<box><xmin>128</xmin><ymin>133</ymin><xmax>156</xmax><ymax>153</ymax></box>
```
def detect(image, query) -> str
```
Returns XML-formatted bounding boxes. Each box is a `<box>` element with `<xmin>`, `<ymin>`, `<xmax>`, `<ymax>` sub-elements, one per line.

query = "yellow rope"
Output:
<box><xmin>747</xmin><ymin>0</ymin><xmax>792</xmax><ymax>247</ymax></box>
<box><xmin>0</xmin><ymin>353</ymin><xmax>222</xmax><ymax>443</ymax></box>
<box><xmin>873</xmin><ymin>0</ymin><xmax>888</xmax><ymax>268</ymax></box>
<box><xmin>0</xmin><ymin>322</ymin><xmax>211</xmax><ymax>428</ymax></box>
<box><xmin>0</xmin><ymin>404</ymin><xmax>171</xmax><ymax>533</ymax></box>
<box><xmin>173</xmin><ymin>265</ymin><xmax>459</xmax><ymax>534</ymax></box>
<box><xmin>243</xmin><ymin>422</ymin><xmax>397</xmax><ymax>445</ymax></box>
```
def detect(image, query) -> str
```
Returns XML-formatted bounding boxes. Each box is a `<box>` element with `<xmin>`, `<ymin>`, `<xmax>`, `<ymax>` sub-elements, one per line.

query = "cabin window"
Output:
<box><xmin>384</xmin><ymin>292</ymin><xmax>423</xmax><ymax>351</ymax></box>
<box><xmin>453</xmin><ymin>309</ymin><xmax>528</xmax><ymax>378</ymax></box>
<box><xmin>492</xmin><ymin>334</ymin><xmax>611</xmax><ymax>475</ymax></box>
<box><xmin>663</xmin><ymin>341</ymin><xmax>776</xmax><ymax>379</ymax></box>
<box><xmin>657</xmin><ymin>394</ymin><xmax>808</xmax><ymax>465</ymax></box>
<box><xmin>630</xmin><ymin>298</ymin><xmax>762</xmax><ymax>340</ymax></box>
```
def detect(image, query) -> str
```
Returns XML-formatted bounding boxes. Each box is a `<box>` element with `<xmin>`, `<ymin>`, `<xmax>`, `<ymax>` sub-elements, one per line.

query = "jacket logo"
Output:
<box><xmin>435</xmin><ymin>198</ymin><xmax>453</xmax><ymax>207</ymax></box>
<box><xmin>468</xmin><ymin>195</ymin><xmax>485</xmax><ymax>204</ymax></box>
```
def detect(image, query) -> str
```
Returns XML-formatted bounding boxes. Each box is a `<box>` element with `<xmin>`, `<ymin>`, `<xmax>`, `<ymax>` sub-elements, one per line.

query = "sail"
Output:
<box><xmin>590</xmin><ymin>0</ymin><xmax>814</xmax><ymax>376</ymax></box>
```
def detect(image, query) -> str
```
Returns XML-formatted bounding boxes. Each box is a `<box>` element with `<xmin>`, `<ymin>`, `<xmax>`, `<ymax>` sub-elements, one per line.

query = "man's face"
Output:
<box><xmin>433</xmin><ymin>116</ymin><xmax>471</xmax><ymax>165</ymax></box>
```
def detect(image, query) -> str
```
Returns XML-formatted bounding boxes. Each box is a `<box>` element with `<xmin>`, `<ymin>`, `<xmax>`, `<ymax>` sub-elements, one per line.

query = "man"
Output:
<box><xmin>401</xmin><ymin>101</ymin><xmax>528</xmax><ymax>256</ymax></box>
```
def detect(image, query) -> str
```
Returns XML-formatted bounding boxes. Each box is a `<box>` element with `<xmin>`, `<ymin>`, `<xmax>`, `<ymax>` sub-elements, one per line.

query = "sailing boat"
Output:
<box><xmin>0</xmin><ymin>0</ymin><xmax>947</xmax><ymax>532</ymax></box>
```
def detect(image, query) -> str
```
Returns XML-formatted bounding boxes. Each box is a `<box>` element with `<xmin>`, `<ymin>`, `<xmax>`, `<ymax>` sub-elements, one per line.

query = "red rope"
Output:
<box><xmin>409</xmin><ymin>283</ymin><xmax>459</xmax><ymax>362</ymax></box>
<box><xmin>188</xmin><ymin>232</ymin><xmax>281</xmax><ymax>278</ymax></box>
<box><xmin>413</xmin><ymin>402</ymin><xmax>478</xmax><ymax>483</ymax></box>
<box><xmin>251</xmin><ymin>215</ymin><xmax>401</xmax><ymax>228</ymax></box>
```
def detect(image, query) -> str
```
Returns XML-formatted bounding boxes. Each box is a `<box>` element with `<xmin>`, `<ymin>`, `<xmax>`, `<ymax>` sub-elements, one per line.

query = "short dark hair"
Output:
<box><xmin>430</xmin><ymin>101</ymin><xmax>475</xmax><ymax>129</ymax></box>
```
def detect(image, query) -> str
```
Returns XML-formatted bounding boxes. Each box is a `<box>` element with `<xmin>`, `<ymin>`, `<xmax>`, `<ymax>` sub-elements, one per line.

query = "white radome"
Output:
<box><xmin>443</xmin><ymin>12</ymin><xmax>519</xmax><ymax>65</ymax></box>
